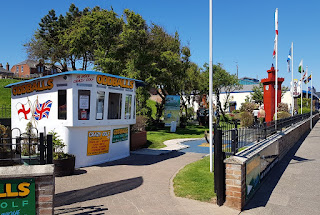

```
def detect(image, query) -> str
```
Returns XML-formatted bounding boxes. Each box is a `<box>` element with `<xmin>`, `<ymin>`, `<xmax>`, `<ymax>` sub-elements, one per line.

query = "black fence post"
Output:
<box><xmin>39</xmin><ymin>133</ymin><xmax>45</xmax><ymax>165</ymax></box>
<box><xmin>214</xmin><ymin>127</ymin><xmax>225</xmax><ymax>206</ymax></box>
<box><xmin>47</xmin><ymin>134</ymin><xmax>53</xmax><ymax>164</ymax></box>
<box><xmin>231</xmin><ymin>129</ymin><xmax>238</xmax><ymax>155</ymax></box>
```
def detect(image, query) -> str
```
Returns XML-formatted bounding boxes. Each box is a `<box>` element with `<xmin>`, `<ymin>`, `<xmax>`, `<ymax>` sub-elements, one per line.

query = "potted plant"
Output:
<box><xmin>49</xmin><ymin>130</ymin><xmax>75</xmax><ymax>177</ymax></box>
<box><xmin>130</xmin><ymin>115</ymin><xmax>147</xmax><ymax>151</ymax></box>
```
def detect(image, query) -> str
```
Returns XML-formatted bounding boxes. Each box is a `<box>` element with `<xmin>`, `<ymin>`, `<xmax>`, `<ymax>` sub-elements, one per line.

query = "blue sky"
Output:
<box><xmin>0</xmin><ymin>0</ymin><xmax>319</xmax><ymax>90</ymax></box>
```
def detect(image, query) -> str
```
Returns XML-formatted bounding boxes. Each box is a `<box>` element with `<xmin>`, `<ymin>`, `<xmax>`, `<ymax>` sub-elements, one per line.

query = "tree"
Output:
<box><xmin>250</xmin><ymin>83</ymin><xmax>264</xmax><ymax>104</ymax></box>
<box><xmin>200</xmin><ymin>63</ymin><xmax>241</xmax><ymax>121</ymax></box>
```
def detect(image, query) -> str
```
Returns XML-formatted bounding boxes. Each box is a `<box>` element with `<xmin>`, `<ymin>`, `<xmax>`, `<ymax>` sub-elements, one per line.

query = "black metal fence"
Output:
<box><xmin>216</xmin><ymin>112</ymin><xmax>317</xmax><ymax>156</ymax></box>
<box><xmin>0</xmin><ymin>127</ymin><xmax>53</xmax><ymax>166</ymax></box>
<box><xmin>0</xmin><ymin>105</ymin><xmax>11</xmax><ymax>118</ymax></box>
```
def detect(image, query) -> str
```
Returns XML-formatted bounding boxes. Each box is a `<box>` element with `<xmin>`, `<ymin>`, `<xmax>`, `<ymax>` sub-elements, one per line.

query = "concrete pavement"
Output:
<box><xmin>241</xmin><ymin>120</ymin><xmax>320</xmax><ymax>215</ymax></box>
<box><xmin>55</xmin><ymin>151</ymin><xmax>238</xmax><ymax>215</ymax></box>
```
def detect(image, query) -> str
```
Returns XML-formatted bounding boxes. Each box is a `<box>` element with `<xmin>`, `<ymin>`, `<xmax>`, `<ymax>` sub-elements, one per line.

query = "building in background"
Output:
<box><xmin>0</xmin><ymin>63</ymin><xmax>13</xmax><ymax>79</ymax></box>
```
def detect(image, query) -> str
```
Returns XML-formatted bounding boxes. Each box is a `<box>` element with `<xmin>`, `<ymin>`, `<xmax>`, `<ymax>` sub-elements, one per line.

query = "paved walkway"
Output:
<box><xmin>131</xmin><ymin>138</ymin><xmax>201</xmax><ymax>155</ymax></box>
<box><xmin>55</xmin><ymin>151</ymin><xmax>238</xmax><ymax>215</ymax></box>
<box><xmin>241</xmin><ymin>120</ymin><xmax>320</xmax><ymax>215</ymax></box>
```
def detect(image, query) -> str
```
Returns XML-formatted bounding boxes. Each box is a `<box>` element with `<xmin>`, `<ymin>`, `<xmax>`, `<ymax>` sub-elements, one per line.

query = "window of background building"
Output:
<box><xmin>108</xmin><ymin>93</ymin><xmax>122</xmax><ymax>119</ymax></box>
<box><xmin>125</xmin><ymin>95</ymin><xmax>132</xmax><ymax>120</ymax></box>
<box><xmin>21</xmin><ymin>66</ymin><xmax>24</xmax><ymax>73</ymax></box>
<box><xmin>78</xmin><ymin>90</ymin><xmax>90</xmax><ymax>120</ymax></box>
<box><xmin>96</xmin><ymin>91</ymin><xmax>105</xmax><ymax>120</ymax></box>
<box><xmin>38</xmin><ymin>66</ymin><xmax>41</xmax><ymax>73</ymax></box>
<box><xmin>41</xmin><ymin>66</ymin><xmax>44</xmax><ymax>73</ymax></box>
<box><xmin>58</xmin><ymin>90</ymin><xmax>67</xmax><ymax>120</ymax></box>
<box><xmin>133</xmin><ymin>95</ymin><xmax>136</xmax><ymax>119</ymax></box>
<box><xmin>16</xmin><ymin>66</ymin><xmax>19</xmax><ymax>73</ymax></box>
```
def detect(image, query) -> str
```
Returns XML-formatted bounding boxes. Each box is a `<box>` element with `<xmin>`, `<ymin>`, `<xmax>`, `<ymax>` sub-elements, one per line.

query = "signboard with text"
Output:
<box><xmin>0</xmin><ymin>178</ymin><xmax>35</xmax><ymax>214</ymax></box>
<box><xmin>164</xmin><ymin>95</ymin><xmax>180</xmax><ymax>126</ymax></box>
<box><xmin>87</xmin><ymin>130</ymin><xmax>111</xmax><ymax>156</ymax></box>
<box><xmin>112</xmin><ymin>128</ymin><xmax>129</xmax><ymax>143</ymax></box>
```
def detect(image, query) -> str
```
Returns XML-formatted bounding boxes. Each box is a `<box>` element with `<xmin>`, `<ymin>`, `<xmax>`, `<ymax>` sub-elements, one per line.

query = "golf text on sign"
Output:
<box><xmin>96</xmin><ymin>75</ymin><xmax>134</xmax><ymax>89</ymax></box>
<box><xmin>12</xmin><ymin>79</ymin><xmax>54</xmax><ymax>96</ymax></box>
<box><xmin>87</xmin><ymin>130</ymin><xmax>111</xmax><ymax>156</ymax></box>
<box><xmin>0</xmin><ymin>178</ymin><xmax>35</xmax><ymax>214</ymax></box>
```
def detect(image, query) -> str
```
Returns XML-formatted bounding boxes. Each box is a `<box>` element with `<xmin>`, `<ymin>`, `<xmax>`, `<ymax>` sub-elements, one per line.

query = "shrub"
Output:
<box><xmin>48</xmin><ymin>130</ymin><xmax>74</xmax><ymax>160</ymax></box>
<box><xmin>232</xmin><ymin>109</ymin><xmax>240</xmax><ymax>113</ymax></box>
<box><xmin>240</xmin><ymin>111</ymin><xmax>254</xmax><ymax>127</ymax></box>
<box><xmin>220</xmin><ymin>114</ymin><xmax>231</xmax><ymax>122</ymax></box>
<box><xmin>131</xmin><ymin>115</ymin><xmax>147</xmax><ymax>133</ymax></box>
<box><xmin>299</xmin><ymin>107</ymin><xmax>311</xmax><ymax>114</ymax></box>
<box><xmin>278</xmin><ymin>103</ymin><xmax>289</xmax><ymax>113</ymax></box>
<box><xmin>240</xmin><ymin>102</ymin><xmax>257</xmax><ymax>113</ymax></box>
<box><xmin>276</xmin><ymin>111</ymin><xmax>291</xmax><ymax>120</ymax></box>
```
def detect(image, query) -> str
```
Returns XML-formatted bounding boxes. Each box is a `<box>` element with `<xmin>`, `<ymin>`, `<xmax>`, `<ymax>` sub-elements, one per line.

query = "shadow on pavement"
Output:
<box><xmin>98</xmin><ymin>150</ymin><xmax>185</xmax><ymax>167</ymax></box>
<box><xmin>55</xmin><ymin>205</ymin><xmax>108</xmax><ymax>215</ymax></box>
<box><xmin>243</xmin><ymin>130</ymin><xmax>311</xmax><ymax>211</ymax></box>
<box><xmin>55</xmin><ymin>176</ymin><xmax>143</xmax><ymax>207</ymax></box>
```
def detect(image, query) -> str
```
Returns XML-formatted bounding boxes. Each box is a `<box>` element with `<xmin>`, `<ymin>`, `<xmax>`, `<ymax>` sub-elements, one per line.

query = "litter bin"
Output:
<box><xmin>170</xmin><ymin>121</ymin><xmax>177</xmax><ymax>132</ymax></box>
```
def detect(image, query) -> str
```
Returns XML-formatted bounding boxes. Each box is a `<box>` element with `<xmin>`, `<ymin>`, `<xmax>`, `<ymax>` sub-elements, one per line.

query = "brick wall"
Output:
<box><xmin>225</xmin><ymin>163</ymin><xmax>246</xmax><ymax>210</ymax></box>
<box><xmin>0</xmin><ymin>165</ymin><xmax>55</xmax><ymax>215</ymax></box>
<box><xmin>224</xmin><ymin>115</ymin><xmax>319</xmax><ymax>210</ymax></box>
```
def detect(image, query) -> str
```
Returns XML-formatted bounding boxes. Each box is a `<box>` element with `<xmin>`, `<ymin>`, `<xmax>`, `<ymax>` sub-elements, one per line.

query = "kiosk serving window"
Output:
<box><xmin>78</xmin><ymin>90</ymin><xmax>90</xmax><ymax>120</ymax></box>
<box><xmin>108</xmin><ymin>93</ymin><xmax>122</xmax><ymax>119</ymax></box>
<box><xmin>58</xmin><ymin>90</ymin><xmax>67</xmax><ymax>120</ymax></box>
<box><xmin>133</xmin><ymin>95</ymin><xmax>136</xmax><ymax>119</ymax></box>
<box><xmin>125</xmin><ymin>95</ymin><xmax>132</xmax><ymax>119</ymax></box>
<box><xmin>96</xmin><ymin>91</ymin><xmax>105</xmax><ymax>120</ymax></box>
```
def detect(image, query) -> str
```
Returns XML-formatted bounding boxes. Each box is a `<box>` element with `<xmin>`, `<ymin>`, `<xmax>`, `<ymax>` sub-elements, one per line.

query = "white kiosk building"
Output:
<box><xmin>5</xmin><ymin>71</ymin><xmax>143</xmax><ymax>168</ymax></box>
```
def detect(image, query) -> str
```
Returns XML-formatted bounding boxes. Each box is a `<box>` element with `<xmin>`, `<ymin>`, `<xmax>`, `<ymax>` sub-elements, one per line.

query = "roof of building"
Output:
<box><xmin>0</xmin><ymin>67</ymin><xmax>13</xmax><ymax>75</ymax></box>
<box><xmin>15</xmin><ymin>60</ymin><xmax>39</xmax><ymax>68</ymax></box>
<box><xmin>5</xmin><ymin>70</ymin><xmax>144</xmax><ymax>88</ymax></box>
<box><xmin>221</xmin><ymin>84</ymin><xmax>259</xmax><ymax>94</ymax></box>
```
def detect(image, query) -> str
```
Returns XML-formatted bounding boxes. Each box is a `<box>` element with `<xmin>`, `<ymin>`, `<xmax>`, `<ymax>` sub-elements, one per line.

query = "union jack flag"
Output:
<box><xmin>34</xmin><ymin>100</ymin><xmax>52</xmax><ymax>121</ymax></box>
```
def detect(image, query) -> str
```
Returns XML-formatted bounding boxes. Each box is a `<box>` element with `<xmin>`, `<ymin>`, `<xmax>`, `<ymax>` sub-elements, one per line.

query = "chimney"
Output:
<box><xmin>0</xmin><ymin>63</ymin><xmax>3</xmax><ymax>68</ymax></box>
<box><xmin>6</xmin><ymin>62</ymin><xmax>9</xmax><ymax>71</ymax></box>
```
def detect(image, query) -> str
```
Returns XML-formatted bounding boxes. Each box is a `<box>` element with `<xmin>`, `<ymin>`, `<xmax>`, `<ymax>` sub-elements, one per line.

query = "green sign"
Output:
<box><xmin>0</xmin><ymin>178</ymin><xmax>35</xmax><ymax>215</ymax></box>
<box><xmin>112</xmin><ymin>128</ymin><xmax>128</xmax><ymax>143</ymax></box>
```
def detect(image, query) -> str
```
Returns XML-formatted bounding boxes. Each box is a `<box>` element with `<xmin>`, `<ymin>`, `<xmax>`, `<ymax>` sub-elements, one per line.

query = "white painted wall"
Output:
<box><xmin>10</xmin><ymin>72</ymin><xmax>137</xmax><ymax>168</ymax></box>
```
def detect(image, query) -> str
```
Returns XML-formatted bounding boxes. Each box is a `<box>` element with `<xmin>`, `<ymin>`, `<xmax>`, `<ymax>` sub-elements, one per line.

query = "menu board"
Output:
<box><xmin>87</xmin><ymin>130</ymin><xmax>111</xmax><ymax>156</ymax></box>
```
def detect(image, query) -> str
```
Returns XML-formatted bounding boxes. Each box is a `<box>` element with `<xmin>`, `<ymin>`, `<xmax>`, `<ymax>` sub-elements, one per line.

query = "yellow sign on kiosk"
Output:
<box><xmin>87</xmin><ymin>130</ymin><xmax>111</xmax><ymax>156</ymax></box>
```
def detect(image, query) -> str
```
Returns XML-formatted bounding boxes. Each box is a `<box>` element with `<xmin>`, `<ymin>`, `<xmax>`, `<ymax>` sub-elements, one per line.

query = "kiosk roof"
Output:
<box><xmin>5</xmin><ymin>70</ymin><xmax>144</xmax><ymax>88</ymax></box>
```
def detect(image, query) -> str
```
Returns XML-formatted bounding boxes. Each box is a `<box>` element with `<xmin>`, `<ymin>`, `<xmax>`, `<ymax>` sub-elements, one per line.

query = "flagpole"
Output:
<box><xmin>275</xmin><ymin>8</ymin><xmax>278</xmax><ymax>124</ymax></box>
<box><xmin>274</xmin><ymin>8</ymin><xmax>278</xmax><ymax>126</ymax></box>
<box><xmin>291</xmin><ymin>42</ymin><xmax>294</xmax><ymax>116</ymax></box>
<box><xmin>209</xmin><ymin>0</ymin><xmax>213</xmax><ymax>173</ymax></box>
<box><xmin>301</xmin><ymin>60</ymin><xmax>303</xmax><ymax>114</ymax></box>
<box><xmin>306</xmin><ymin>66</ymin><xmax>308</xmax><ymax>104</ymax></box>
<box><xmin>310</xmin><ymin>71</ymin><xmax>313</xmax><ymax>129</ymax></box>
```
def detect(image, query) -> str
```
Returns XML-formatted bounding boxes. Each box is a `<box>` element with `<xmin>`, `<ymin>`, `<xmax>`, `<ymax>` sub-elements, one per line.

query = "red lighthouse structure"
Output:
<box><xmin>261</xmin><ymin>65</ymin><xmax>284</xmax><ymax>122</ymax></box>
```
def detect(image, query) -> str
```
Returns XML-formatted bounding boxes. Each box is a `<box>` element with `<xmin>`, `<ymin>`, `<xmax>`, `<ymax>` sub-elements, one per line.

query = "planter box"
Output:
<box><xmin>130</xmin><ymin>131</ymin><xmax>147</xmax><ymax>151</ymax></box>
<box><xmin>53</xmin><ymin>155</ymin><xmax>75</xmax><ymax>177</ymax></box>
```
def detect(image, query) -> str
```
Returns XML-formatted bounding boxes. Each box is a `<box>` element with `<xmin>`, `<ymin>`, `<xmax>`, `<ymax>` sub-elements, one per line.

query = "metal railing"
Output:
<box><xmin>0</xmin><ymin>127</ymin><xmax>53</xmax><ymax>166</ymax></box>
<box><xmin>216</xmin><ymin>112</ymin><xmax>318</xmax><ymax>156</ymax></box>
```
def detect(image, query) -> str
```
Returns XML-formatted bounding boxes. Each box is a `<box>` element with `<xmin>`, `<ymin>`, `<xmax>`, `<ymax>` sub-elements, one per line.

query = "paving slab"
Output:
<box><xmin>55</xmin><ymin>151</ymin><xmax>238</xmax><ymax>215</ymax></box>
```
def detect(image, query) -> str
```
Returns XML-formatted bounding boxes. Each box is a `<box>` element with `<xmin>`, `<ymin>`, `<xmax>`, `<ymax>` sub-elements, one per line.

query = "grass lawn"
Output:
<box><xmin>173</xmin><ymin>156</ymin><xmax>215</xmax><ymax>202</ymax></box>
<box><xmin>0</xmin><ymin>79</ymin><xmax>20</xmax><ymax>118</ymax></box>
<box><xmin>146</xmin><ymin>125</ymin><xmax>208</xmax><ymax>148</ymax></box>
<box><xmin>0</xmin><ymin>79</ymin><xmax>19</xmax><ymax>107</ymax></box>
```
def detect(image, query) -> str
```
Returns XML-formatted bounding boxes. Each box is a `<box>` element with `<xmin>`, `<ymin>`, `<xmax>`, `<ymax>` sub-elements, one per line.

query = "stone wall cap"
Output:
<box><xmin>224</xmin><ymin>156</ymin><xmax>247</xmax><ymax>165</ymax></box>
<box><xmin>0</xmin><ymin>164</ymin><xmax>54</xmax><ymax>178</ymax></box>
